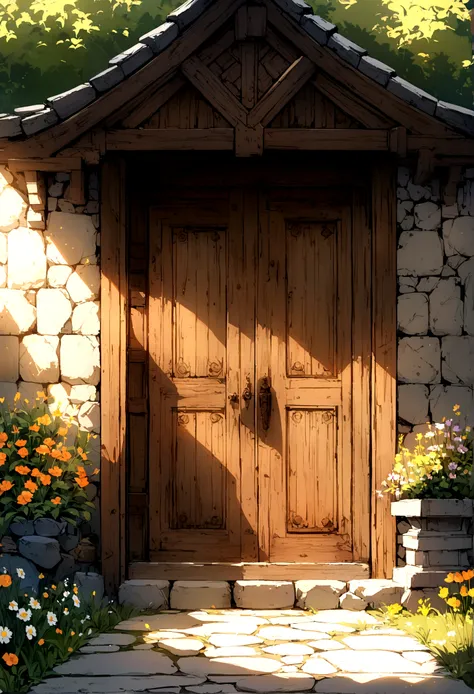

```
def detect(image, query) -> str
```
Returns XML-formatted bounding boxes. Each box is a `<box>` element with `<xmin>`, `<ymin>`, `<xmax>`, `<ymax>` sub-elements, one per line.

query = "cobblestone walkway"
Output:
<box><xmin>30</xmin><ymin>609</ymin><xmax>473</xmax><ymax>693</ymax></box>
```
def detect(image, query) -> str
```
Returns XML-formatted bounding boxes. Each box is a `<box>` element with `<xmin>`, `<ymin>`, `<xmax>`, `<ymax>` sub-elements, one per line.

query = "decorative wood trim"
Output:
<box><xmin>181</xmin><ymin>55</ymin><xmax>248</xmax><ymax>126</ymax></box>
<box><xmin>407</xmin><ymin>136</ymin><xmax>470</xmax><ymax>156</ymax></box>
<box><xmin>100</xmin><ymin>155</ymin><xmax>127</xmax><ymax>595</ymax></box>
<box><xmin>371</xmin><ymin>157</ymin><xmax>397</xmax><ymax>578</ymax></box>
<box><xmin>241</xmin><ymin>42</ymin><xmax>257</xmax><ymax>109</ymax></box>
<box><xmin>236</xmin><ymin>5</ymin><xmax>267</xmax><ymax>39</ymax></box>
<box><xmin>265</xmin><ymin>128</ymin><xmax>388</xmax><ymax>150</ymax></box>
<box><xmin>8</xmin><ymin>157</ymin><xmax>82</xmax><ymax>172</ymax></box>
<box><xmin>120</xmin><ymin>76</ymin><xmax>186</xmax><ymax>129</ymax></box>
<box><xmin>129</xmin><ymin>561</ymin><xmax>370</xmax><ymax>581</ymax></box>
<box><xmin>106</xmin><ymin>128</ymin><xmax>234</xmax><ymax>150</ymax></box>
<box><xmin>248</xmin><ymin>56</ymin><xmax>315</xmax><ymax>127</ymax></box>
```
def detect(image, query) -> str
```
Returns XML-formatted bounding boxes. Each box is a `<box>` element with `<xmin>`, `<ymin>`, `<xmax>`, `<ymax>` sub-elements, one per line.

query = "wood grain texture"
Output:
<box><xmin>371</xmin><ymin>158</ymin><xmax>397</xmax><ymax>578</ymax></box>
<box><xmin>100</xmin><ymin>155</ymin><xmax>127</xmax><ymax>594</ymax></box>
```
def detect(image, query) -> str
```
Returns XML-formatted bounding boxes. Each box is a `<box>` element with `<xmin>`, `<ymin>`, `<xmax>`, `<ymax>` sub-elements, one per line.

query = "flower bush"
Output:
<box><xmin>0</xmin><ymin>569</ymin><xmax>134</xmax><ymax>693</ymax></box>
<box><xmin>0</xmin><ymin>392</ymin><xmax>98</xmax><ymax>536</ymax></box>
<box><xmin>382</xmin><ymin>405</ymin><xmax>473</xmax><ymax>499</ymax></box>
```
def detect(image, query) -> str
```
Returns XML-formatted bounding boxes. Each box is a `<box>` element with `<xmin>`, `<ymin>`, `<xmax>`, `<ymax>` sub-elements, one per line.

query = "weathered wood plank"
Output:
<box><xmin>106</xmin><ymin>128</ymin><xmax>234</xmax><ymax>150</ymax></box>
<box><xmin>100</xmin><ymin>155</ymin><xmax>127</xmax><ymax>595</ymax></box>
<box><xmin>264</xmin><ymin>128</ymin><xmax>389</xmax><ymax>150</ymax></box>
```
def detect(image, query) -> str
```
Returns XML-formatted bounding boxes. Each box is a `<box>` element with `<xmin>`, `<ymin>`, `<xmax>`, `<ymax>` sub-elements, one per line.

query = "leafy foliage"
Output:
<box><xmin>0</xmin><ymin>571</ymin><xmax>137</xmax><ymax>693</ymax></box>
<box><xmin>0</xmin><ymin>393</ymin><xmax>98</xmax><ymax>534</ymax></box>
<box><xmin>0</xmin><ymin>0</ymin><xmax>471</xmax><ymax>112</ymax></box>
<box><xmin>381</xmin><ymin>405</ymin><xmax>474</xmax><ymax>499</ymax></box>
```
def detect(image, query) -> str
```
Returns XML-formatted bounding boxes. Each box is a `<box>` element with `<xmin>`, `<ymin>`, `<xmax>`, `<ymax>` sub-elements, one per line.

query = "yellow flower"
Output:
<box><xmin>447</xmin><ymin>597</ymin><xmax>461</xmax><ymax>610</ymax></box>
<box><xmin>68</xmin><ymin>647</ymin><xmax>73</xmax><ymax>652</ymax></box>
<box><xmin>445</xmin><ymin>573</ymin><xmax>455</xmax><ymax>583</ymax></box>
<box><xmin>438</xmin><ymin>587</ymin><xmax>449</xmax><ymax>599</ymax></box>
<box><xmin>453</xmin><ymin>404</ymin><xmax>460</xmax><ymax>411</ymax></box>
<box><xmin>13</xmin><ymin>392</ymin><xmax>21</xmax><ymax>403</ymax></box>
<box><xmin>57</xmin><ymin>427</ymin><xmax>67</xmax><ymax>437</ymax></box>
<box><xmin>468</xmin><ymin>588</ymin><xmax>474</xmax><ymax>598</ymax></box>
<box><xmin>38</xmin><ymin>573</ymin><xmax>44</xmax><ymax>579</ymax></box>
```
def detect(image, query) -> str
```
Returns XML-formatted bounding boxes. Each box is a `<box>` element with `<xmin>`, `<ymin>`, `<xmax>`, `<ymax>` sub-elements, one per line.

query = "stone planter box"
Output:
<box><xmin>391</xmin><ymin>498</ymin><xmax>473</xmax><ymax>589</ymax></box>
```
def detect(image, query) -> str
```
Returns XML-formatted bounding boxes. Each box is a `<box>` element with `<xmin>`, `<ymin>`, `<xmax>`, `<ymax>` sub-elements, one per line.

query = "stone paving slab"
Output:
<box><xmin>31</xmin><ymin>608</ymin><xmax>468</xmax><ymax>694</ymax></box>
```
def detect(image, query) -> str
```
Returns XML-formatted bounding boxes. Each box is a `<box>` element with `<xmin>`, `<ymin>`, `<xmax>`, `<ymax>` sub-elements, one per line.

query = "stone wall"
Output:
<box><xmin>0</xmin><ymin>164</ymin><xmax>100</xmax><ymax>574</ymax></box>
<box><xmin>397</xmin><ymin>164</ymin><xmax>474</xmax><ymax>567</ymax></box>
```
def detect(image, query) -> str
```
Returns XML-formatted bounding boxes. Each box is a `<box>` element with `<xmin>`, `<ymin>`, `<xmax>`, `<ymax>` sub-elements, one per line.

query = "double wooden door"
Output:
<box><xmin>147</xmin><ymin>186</ymin><xmax>371</xmax><ymax>565</ymax></box>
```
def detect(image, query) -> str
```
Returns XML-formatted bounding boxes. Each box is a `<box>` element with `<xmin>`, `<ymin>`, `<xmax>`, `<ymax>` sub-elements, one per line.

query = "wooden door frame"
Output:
<box><xmin>100</xmin><ymin>153</ymin><xmax>397</xmax><ymax>594</ymax></box>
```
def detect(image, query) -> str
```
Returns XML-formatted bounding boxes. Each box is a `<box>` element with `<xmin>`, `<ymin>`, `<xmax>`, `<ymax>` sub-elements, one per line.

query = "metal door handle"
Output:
<box><xmin>259</xmin><ymin>376</ymin><xmax>272</xmax><ymax>431</ymax></box>
<box><xmin>242</xmin><ymin>376</ymin><xmax>252</xmax><ymax>407</ymax></box>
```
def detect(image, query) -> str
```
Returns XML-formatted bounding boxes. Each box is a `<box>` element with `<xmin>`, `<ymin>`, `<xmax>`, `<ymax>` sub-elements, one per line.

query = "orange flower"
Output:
<box><xmin>29</xmin><ymin>424</ymin><xmax>40</xmax><ymax>433</ymax></box>
<box><xmin>77</xmin><ymin>466</ymin><xmax>87</xmax><ymax>478</ymax></box>
<box><xmin>2</xmin><ymin>653</ymin><xmax>18</xmax><ymax>667</ymax></box>
<box><xmin>0</xmin><ymin>432</ymin><xmax>7</xmax><ymax>443</ymax></box>
<box><xmin>0</xmin><ymin>574</ymin><xmax>12</xmax><ymax>587</ymax></box>
<box><xmin>80</xmin><ymin>453</ymin><xmax>88</xmax><ymax>461</ymax></box>
<box><xmin>48</xmin><ymin>466</ymin><xmax>62</xmax><ymax>478</ymax></box>
<box><xmin>447</xmin><ymin>596</ymin><xmax>461</xmax><ymax>610</ymax></box>
<box><xmin>0</xmin><ymin>480</ymin><xmax>13</xmax><ymax>493</ymax></box>
<box><xmin>67</xmin><ymin>647</ymin><xmax>73</xmax><ymax>653</ymax></box>
<box><xmin>43</xmin><ymin>438</ymin><xmax>55</xmax><ymax>448</ymax></box>
<box><xmin>50</xmin><ymin>449</ymin><xmax>62</xmax><ymax>459</ymax></box>
<box><xmin>92</xmin><ymin>468</ymin><xmax>100</xmax><ymax>476</ymax></box>
<box><xmin>15</xmin><ymin>439</ymin><xmax>27</xmax><ymax>448</ymax></box>
<box><xmin>12</xmin><ymin>426</ymin><xmax>19</xmax><ymax>434</ymax></box>
<box><xmin>39</xmin><ymin>474</ymin><xmax>51</xmax><ymax>486</ymax></box>
<box><xmin>0</xmin><ymin>452</ymin><xmax>6</xmax><ymax>466</ymax></box>
<box><xmin>60</xmin><ymin>450</ymin><xmax>72</xmax><ymax>462</ymax></box>
<box><xmin>75</xmin><ymin>476</ymin><xmax>89</xmax><ymax>488</ymax></box>
<box><xmin>460</xmin><ymin>585</ymin><xmax>468</xmax><ymax>597</ymax></box>
<box><xmin>38</xmin><ymin>638</ymin><xmax>44</xmax><ymax>646</ymax></box>
<box><xmin>24</xmin><ymin>480</ymin><xmax>38</xmax><ymax>493</ymax></box>
<box><xmin>17</xmin><ymin>448</ymin><xmax>29</xmax><ymax>459</ymax></box>
<box><xmin>30</xmin><ymin>467</ymin><xmax>41</xmax><ymax>477</ymax></box>
<box><xmin>36</xmin><ymin>414</ymin><xmax>51</xmax><ymax>427</ymax></box>
<box><xmin>454</xmin><ymin>572</ymin><xmax>464</xmax><ymax>583</ymax></box>
<box><xmin>57</xmin><ymin>427</ymin><xmax>67</xmax><ymax>437</ymax></box>
<box><xmin>43</xmin><ymin>592</ymin><xmax>49</xmax><ymax>598</ymax></box>
<box><xmin>51</xmin><ymin>496</ymin><xmax>61</xmax><ymax>505</ymax></box>
<box><xmin>15</xmin><ymin>465</ymin><xmax>30</xmax><ymax>475</ymax></box>
<box><xmin>17</xmin><ymin>491</ymin><xmax>33</xmax><ymax>506</ymax></box>
<box><xmin>462</xmin><ymin>569</ymin><xmax>474</xmax><ymax>581</ymax></box>
<box><xmin>35</xmin><ymin>445</ymin><xmax>50</xmax><ymax>455</ymax></box>
<box><xmin>55</xmin><ymin>628</ymin><xmax>62</xmax><ymax>634</ymax></box>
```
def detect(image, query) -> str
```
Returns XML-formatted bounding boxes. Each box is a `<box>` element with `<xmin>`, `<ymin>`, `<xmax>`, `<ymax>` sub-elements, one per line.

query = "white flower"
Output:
<box><xmin>29</xmin><ymin>597</ymin><xmax>41</xmax><ymax>610</ymax></box>
<box><xmin>64</xmin><ymin>607</ymin><xmax>69</xmax><ymax>615</ymax></box>
<box><xmin>424</xmin><ymin>431</ymin><xmax>435</xmax><ymax>438</ymax></box>
<box><xmin>0</xmin><ymin>626</ymin><xmax>12</xmax><ymax>644</ymax></box>
<box><xmin>8</xmin><ymin>600</ymin><xmax>18</xmax><ymax>611</ymax></box>
<box><xmin>447</xmin><ymin>630</ymin><xmax>456</xmax><ymax>637</ymax></box>
<box><xmin>432</xmin><ymin>639</ymin><xmax>446</xmax><ymax>646</ymax></box>
<box><xmin>63</xmin><ymin>591</ymin><xmax>70</xmax><ymax>598</ymax></box>
<box><xmin>72</xmin><ymin>595</ymin><xmax>81</xmax><ymax>608</ymax></box>
<box><xmin>16</xmin><ymin>568</ymin><xmax>26</xmax><ymax>579</ymax></box>
<box><xmin>17</xmin><ymin>608</ymin><xmax>32</xmax><ymax>622</ymax></box>
<box><xmin>47</xmin><ymin>611</ymin><xmax>57</xmax><ymax>626</ymax></box>
<box><xmin>25</xmin><ymin>624</ymin><xmax>37</xmax><ymax>640</ymax></box>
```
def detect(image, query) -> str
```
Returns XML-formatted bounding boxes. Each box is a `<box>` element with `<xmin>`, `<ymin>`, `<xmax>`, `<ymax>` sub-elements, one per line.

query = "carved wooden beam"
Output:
<box><xmin>235</xmin><ymin>124</ymin><xmax>263</xmax><ymax>156</ymax></box>
<box><xmin>389</xmin><ymin>127</ymin><xmax>407</xmax><ymax>158</ymax></box>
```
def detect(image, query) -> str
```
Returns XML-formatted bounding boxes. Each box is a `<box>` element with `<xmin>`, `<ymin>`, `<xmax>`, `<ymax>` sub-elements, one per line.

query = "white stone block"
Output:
<box><xmin>0</xmin><ymin>186</ymin><xmax>27</xmax><ymax>232</ymax></box>
<box><xmin>0</xmin><ymin>265</ymin><xmax>5</xmax><ymax>288</ymax></box>
<box><xmin>417</xmin><ymin>277</ymin><xmax>439</xmax><ymax>293</ymax></box>
<box><xmin>0</xmin><ymin>289</ymin><xmax>36</xmax><ymax>334</ymax></box>
<box><xmin>397</xmin><ymin>293</ymin><xmax>428</xmax><ymax>335</ymax></box>
<box><xmin>119</xmin><ymin>580</ymin><xmax>170</xmax><ymax>610</ymax></box>
<box><xmin>429</xmin><ymin>279</ymin><xmax>463</xmax><ymax>336</ymax></box>
<box><xmin>398</xmin><ymin>337</ymin><xmax>440</xmax><ymax>384</ymax></box>
<box><xmin>0</xmin><ymin>233</ymin><xmax>6</xmax><ymax>264</ymax></box>
<box><xmin>72</xmin><ymin>301</ymin><xmax>100</xmax><ymax>335</ymax></box>
<box><xmin>60</xmin><ymin>335</ymin><xmax>100</xmax><ymax>385</ymax></box>
<box><xmin>339</xmin><ymin>592</ymin><xmax>367</xmax><ymax>611</ymax></box>
<box><xmin>66</xmin><ymin>265</ymin><xmax>100</xmax><ymax>303</ymax></box>
<box><xmin>19</xmin><ymin>381</ymin><xmax>43</xmax><ymax>404</ymax></box>
<box><xmin>442</xmin><ymin>337</ymin><xmax>474</xmax><ymax>384</ymax></box>
<box><xmin>234</xmin><ymin>581</ymin><xmax>295</xmax><ymax>609</ymax></box>
<box><xmin>57</xmin><ymin>199</ymin><xmax>75</xmax><ymax>214</ymax></box>
<box><xmin>397</xmin><ymin>200</ymin><xmax>413</xmax><ymax>224</ymax></box>
<box><xmin>348</xmin><ymin>579</ymin><xmax>404</xmax><ymax>608</ymax></box>
<box><xmin>414</xmin><ymin>201</ymin><xmax>441</xmax><ymax>230</ymax></box>
<box><xmin>443</xmin><ymin>216</ymin><xmax>474</xmax><ymax>256</ymax></box>
<box><xmin>442</xmin><ymin>204</ymin><xmax>458</xmax><ymax>219</ymax></box>
<box><xmin>397</xmin><ymin>231</ymin><xmax>443</xmax><ymax>276</ymax></box>
<box><xmin>20</xmin><ymin>335</ymin><xmax>59</xmax><ymax>383</ymax></box>
<box><xmin>47</xmin><ymin>382</ymin><xmax>71</xmax><ymax>415</ymax></box>
<box><xmin>27</xmin><ymin>208</ymin><xmax>45</xmax><ymax>230</ymax></box>
<box><xmin>70</xmin><ymin>384</ymin><xmax>97</xmax><ymax>403</ymax></box>
<box><xmin>398</xmin><ymin>384</ymin><xmax>429</xmax><ymax>425</ymax></box>
<box><xmin>7</xmin><ymin>227</ymin><xmax>46</xmax><ymax>289</ymax></box>
<box><xmin>0</xmin><ymin>336</ymin><xmax>19</xmax><ymax>381</ymax></box>
<box><xmin>46</xmin><ymin>212</ymin><xmax>96</xmax><ymax>265</ymax></box>
<box><xmin>170</xmin><ymin>581</ymin><xmax>231</xmax><ymax>610</ymax></box>
<box><xmin>295</xmin><ymin>580</ymin><xmax>346</xmax><ymax>610</ymax></box>
<box><xmin>78</xmin><ymin>401</ymin><xmax>100</xmax><ymax>432</ymax></box>
<box><xmin>36</xmin><ymin>288</ymin><xmax>72</xmax><ymax>335</ymax></box>
<box><xmin>407</xmin><ymin>181</ymin><xmax>431</xmax><ymax>201</ymax></box>
<box><xmin>48</xmin><ymin>265</ymin><xmax>72</xmax><ymax>288</ymax></box>
<box><xmin>430</xmin><ymin>385</ymin><xmax>474</xmax><ymax>426</ymax></box>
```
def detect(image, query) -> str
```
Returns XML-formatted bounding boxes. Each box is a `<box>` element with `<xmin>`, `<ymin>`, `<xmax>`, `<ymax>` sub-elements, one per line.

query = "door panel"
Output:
<box><xmin>257</xmin><ymin>192</ymin><xmax>356</xmax><ymax>563</ymax></box>
<box><xmin>148</xmin><ymin>192</ymin><xmax>256</xmax><ymax>561</ymax></box>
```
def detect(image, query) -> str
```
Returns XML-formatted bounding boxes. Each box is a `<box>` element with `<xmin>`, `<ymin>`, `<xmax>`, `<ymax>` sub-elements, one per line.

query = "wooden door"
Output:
<box><xmin>256</xmin><ymin>189</ymin><xmax>371</xmax><ymax>563</ymax></box>
<box><xmin>147</xmin><ymin>190</ymin><xmax>258</xmax><ymax>562</ymax></box>
<box><xmin>146</xmin><ymin>185</ymin><xmax>371</xmax><ymax>565</ymax></box>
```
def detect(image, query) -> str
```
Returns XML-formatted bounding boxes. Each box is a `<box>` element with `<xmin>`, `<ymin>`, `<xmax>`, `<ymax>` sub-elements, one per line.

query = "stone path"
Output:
<box><xmin>30</xmin><ymin>609</ymin><xmax>473</xmax><ymax>693</ymax></box>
